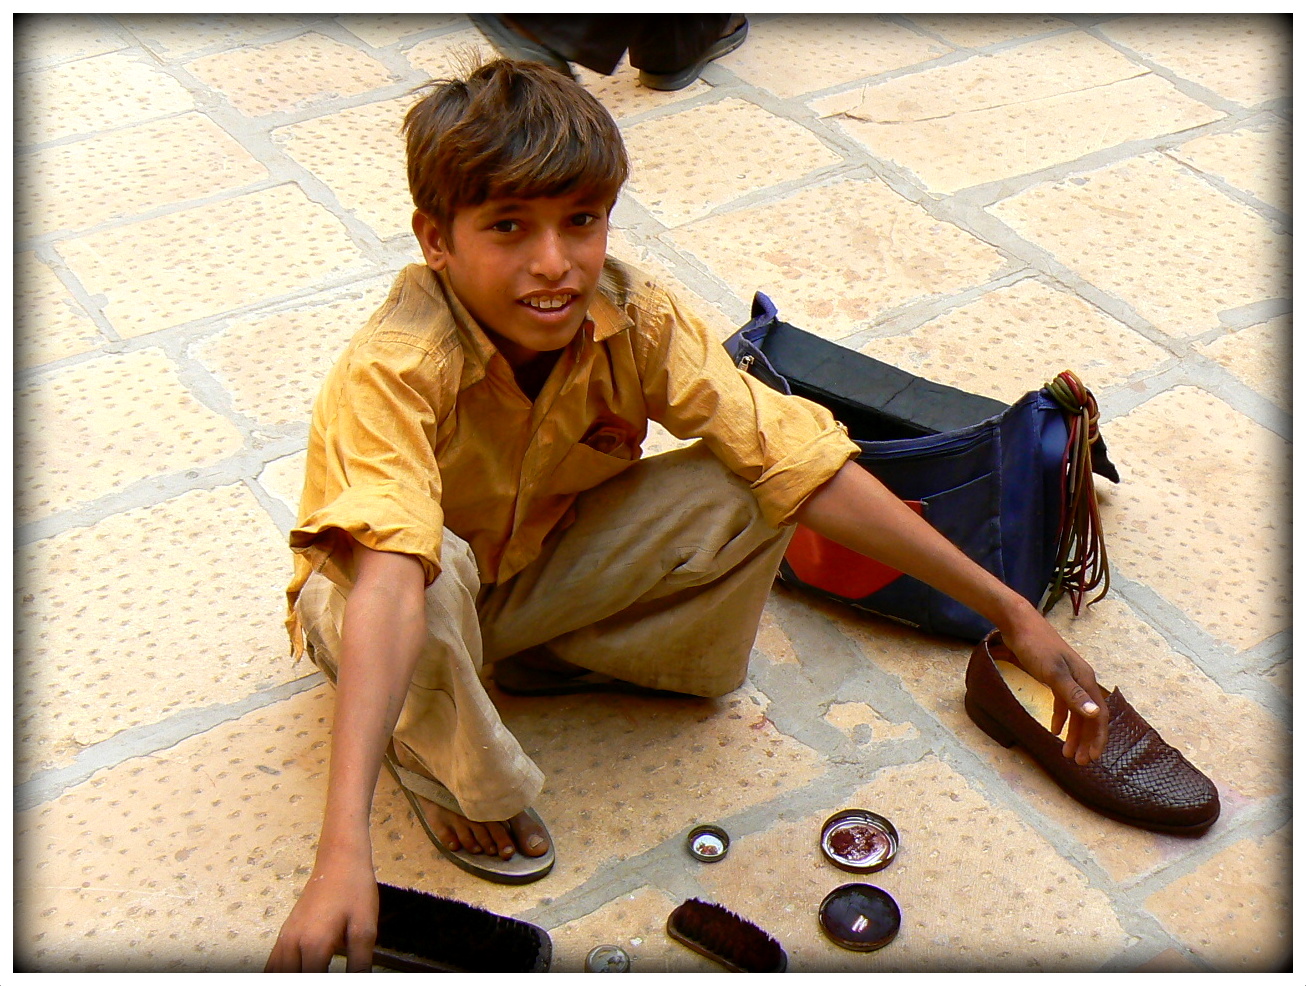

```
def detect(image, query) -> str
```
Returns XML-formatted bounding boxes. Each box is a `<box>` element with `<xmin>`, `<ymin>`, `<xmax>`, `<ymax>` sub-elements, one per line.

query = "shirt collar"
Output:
<box><xmin>422</xmin><ymin>267</ymin><xmax>499</xmax><ymax>387</ymax></box>
<box><xmin>592</xmin><ymin>261</ymin><xmax>636</xmax><ymax>341</ymax></box>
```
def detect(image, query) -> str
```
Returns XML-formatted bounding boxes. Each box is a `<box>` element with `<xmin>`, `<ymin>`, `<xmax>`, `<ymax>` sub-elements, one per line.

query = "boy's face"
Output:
<box><xmin>414</xmin><ymin>191</ymin><xmax>611</xmax><ymax>368</ymax></box>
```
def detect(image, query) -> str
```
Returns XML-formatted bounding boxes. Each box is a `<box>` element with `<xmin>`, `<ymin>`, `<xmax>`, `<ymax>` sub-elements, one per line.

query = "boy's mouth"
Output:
<box><xmin>520</xmin><ymin>292</ymin><xmax>575</xmax><ymax>312</ymax></box>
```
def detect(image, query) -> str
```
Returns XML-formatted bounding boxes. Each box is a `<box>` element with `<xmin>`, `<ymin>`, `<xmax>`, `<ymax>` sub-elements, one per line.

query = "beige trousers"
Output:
<box><xmin>297</xmin><ymin>443</ymin><xmax>794</xmax><ymax>822</ymax></box>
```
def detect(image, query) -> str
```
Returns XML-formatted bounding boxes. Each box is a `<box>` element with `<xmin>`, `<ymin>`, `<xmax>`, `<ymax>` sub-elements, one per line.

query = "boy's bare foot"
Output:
<box><xmin>412</xmin><ymin>792</ymin><xmax>550</xmax><ymax>861</ymax></box>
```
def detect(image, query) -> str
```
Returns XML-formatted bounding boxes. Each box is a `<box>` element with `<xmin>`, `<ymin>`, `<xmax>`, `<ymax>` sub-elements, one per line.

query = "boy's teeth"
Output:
<box><xmin>526</xmin><ymin>296</ymin><xmax>568</xmax><ymax>310</ymax></box>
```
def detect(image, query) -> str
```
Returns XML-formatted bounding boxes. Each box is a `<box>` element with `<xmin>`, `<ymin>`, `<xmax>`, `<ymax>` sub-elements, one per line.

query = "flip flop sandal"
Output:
<box><xmin>493</xmin><ymin>654</ymin><xmax>682</xmax><ymax>697</ymax></box>
<box><xmin>468</xmin><ymin>13</ymin><xmax>576</xmax><ymax>79</ymax></box>
<box><xmin>383</xmin><ymin>756</ymin><xmax>555</xmax><ymax>885</ymax></box>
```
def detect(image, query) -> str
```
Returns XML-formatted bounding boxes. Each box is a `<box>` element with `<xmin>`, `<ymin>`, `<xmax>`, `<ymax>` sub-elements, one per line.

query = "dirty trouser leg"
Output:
<box><xmin>479</xmin><ymin>442</ymin><xmax>795</xmax><ymax>697</ymax></box>
<box><xmin>295</xmin><ymin>530</ymin><xmax>545</xmax><ymax>823</ymax></box>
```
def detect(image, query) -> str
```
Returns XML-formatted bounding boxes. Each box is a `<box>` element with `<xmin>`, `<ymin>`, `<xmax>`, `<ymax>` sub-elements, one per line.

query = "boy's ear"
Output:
<box><xmin>412</xmin><ymin>211</ymin><xmax>449</xmax><ymax>271</ymax></box>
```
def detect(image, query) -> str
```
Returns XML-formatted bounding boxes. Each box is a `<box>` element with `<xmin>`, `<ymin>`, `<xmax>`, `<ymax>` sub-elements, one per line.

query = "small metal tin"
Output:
<box><xmin>686</xmin><ymin>824</ymin><xmax>730</xmax><ymax>863</ymax></box>
<box><xmin>818</xmin><ymin>883</ymin><xmax>901</xmax><ymax>952</ymax></box>
<box><xmin>585</xmin><ymin>944</ymin><xmax>631</xmax><ymax>972</ymax></box>
<box><xmin>819</xmin><ymin>809</ymin><xmax>899</xmax><ymax>873</ymax></box>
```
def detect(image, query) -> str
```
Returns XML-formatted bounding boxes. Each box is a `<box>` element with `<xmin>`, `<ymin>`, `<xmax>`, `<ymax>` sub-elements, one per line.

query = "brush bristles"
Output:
<box><xmin>668</xmin><ymin>898</ymin><xmax>786</xmax><ymax>973</ymax></box>
<box><xmin>375</xmin><ymin>884</ymin><xmax>547</xmax><ymax>972</ymax></box>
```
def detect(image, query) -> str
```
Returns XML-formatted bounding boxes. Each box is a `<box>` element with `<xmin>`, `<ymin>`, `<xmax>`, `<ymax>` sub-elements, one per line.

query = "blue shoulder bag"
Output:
<box><xmin>724</xmin><ymin>293</ymin><xmax>1117</xmax><ymax>642</ymax></box>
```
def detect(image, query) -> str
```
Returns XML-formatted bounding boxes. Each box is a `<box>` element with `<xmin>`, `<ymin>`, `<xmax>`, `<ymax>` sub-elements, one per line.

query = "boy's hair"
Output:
<box><xmin>403</xmin><ymin>58</ymin><xmax>630</xmax><ymax>234</ymax></box>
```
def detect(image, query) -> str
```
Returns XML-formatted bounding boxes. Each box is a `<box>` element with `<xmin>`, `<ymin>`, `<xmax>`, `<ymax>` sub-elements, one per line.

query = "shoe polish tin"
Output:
<box><xmin>585</xmin><ymin>944</ymin><xmax>631</xmax><ymax>972</ymax></box>
<box><xmin>820</xmin><ymin>809</ymin><xmax>899</xmax><ymax>873</ymax></box>
<box><xmin>819</xmin><ymin>883</ymin><xmax>901</xmax><ymax>952</ymax></box>
<box><xmin>686</xmin><ymin>824</ymin><xmax>730</xmax><ymax>862</ymax></box>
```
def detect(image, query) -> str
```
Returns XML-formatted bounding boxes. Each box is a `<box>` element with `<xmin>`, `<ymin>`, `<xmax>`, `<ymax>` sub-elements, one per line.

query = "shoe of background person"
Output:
<box><xmin>468</xmin><ymin>13</ymin><xmax>576</xmax><ymax>79</ymax></box>
<box><xmin>964</xmin><ymin>630</ymin><xmax>1220</xmax><ymax>836</ymax></box>
<box><xmin>638</xmin><ymin>17</ymin><xmax>749</xmax><ymax>91</ymax></box>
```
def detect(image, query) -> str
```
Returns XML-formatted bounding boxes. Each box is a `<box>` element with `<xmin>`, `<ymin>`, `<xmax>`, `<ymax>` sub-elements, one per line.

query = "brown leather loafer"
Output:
<box><xmin>965</xmin><ymin>631</ymin><xmax>1219</xmax><ymax>836</ymax></box>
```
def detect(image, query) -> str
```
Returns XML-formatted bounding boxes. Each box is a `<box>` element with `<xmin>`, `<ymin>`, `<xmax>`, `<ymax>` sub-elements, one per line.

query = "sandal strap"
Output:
<box><xmin>383</xmin><ymin>756</ymin><xmax>463</xmax><ymax>814</ymax></box>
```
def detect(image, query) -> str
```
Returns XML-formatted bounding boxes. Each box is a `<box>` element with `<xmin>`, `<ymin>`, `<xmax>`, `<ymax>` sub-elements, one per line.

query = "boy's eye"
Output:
<box><xmin>571</xmin><ymin>213</ymin><xmax>600</xmax><ymax>227</ymax></box>
<box><xmin>491</xmin><ymin>219</ymin><xmax>521</xmax><ymax>233</ymax></box>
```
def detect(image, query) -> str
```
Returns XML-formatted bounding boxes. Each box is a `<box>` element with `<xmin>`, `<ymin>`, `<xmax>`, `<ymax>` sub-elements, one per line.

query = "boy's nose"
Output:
<box><xmin>529</xmin><ymin>231</ymin><xmax>572</xmax><ymax>281</ymax></box>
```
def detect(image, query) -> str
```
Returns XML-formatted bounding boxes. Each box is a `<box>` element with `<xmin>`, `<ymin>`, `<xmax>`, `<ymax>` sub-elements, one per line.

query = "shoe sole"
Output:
<box><xmin>964</xmin><ymin>692</ymin><xmax>1220</xmax><ymax>837</ymax></box>
<box><xmin>638</xmin><ymin>21</ymin><xmax>749</xmax><ymax>91</ymax></box>
<box><xmin>384</xmin><ymin>757</ymin><xmax>555</xmax><ymax>884</ymax></box>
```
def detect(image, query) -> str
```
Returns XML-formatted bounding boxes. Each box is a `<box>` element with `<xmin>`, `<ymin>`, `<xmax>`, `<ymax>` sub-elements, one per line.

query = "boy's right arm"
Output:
<box><xmin>266</xmin><ymin>541</ymin><xmax>428</xmax><ymax>972</ymax></box>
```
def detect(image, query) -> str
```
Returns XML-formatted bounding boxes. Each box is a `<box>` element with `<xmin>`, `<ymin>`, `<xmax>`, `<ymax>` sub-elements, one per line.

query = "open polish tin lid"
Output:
<box><xmin>686</xmin><ymin>824</ymin><xmax>730</xmax><ymax>863</ymax></box>
<box><xmin>819</xmin><ymin>809</ymin><xmax>899</xmax><ymax>873</ymax></box>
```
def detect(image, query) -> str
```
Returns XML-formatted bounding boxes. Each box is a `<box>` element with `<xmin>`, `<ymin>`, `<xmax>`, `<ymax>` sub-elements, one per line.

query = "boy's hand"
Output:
<box><xmin>265</xmin><ymin>849</ymin><xmax>378</xmax><ymax>972</ymax></box>
<box><xmin>998</xmin><ymin>612</ymin><xmax>1109</xmax><ymax>765</ymax></box>
<box><xmin>795</xmin><ymin>462</ymin><xmax>1109</xmax><ymax>763</ymax></box>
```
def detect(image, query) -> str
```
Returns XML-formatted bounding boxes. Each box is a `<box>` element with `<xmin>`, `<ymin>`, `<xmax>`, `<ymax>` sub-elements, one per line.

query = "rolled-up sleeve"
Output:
<box><xmin>635</xmin><ymin>287</ymin><xmax>860</xmax><ymax>527</ymax></box>
<box><xmin>290</xmin><ymin>339</ymin><xmax>448</xmax><ymax>589</ymax></box>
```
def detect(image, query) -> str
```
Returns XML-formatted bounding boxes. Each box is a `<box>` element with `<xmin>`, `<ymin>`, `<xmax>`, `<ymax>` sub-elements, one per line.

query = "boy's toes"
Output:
<box><xmin>510</xmin><ymin>811</ymin><xmax>550</xmax><ymax>857</ymax></box>
<box><xmin>485</xmin><ymin>821</ymin><xmax>517</xmax><ymax>860</ymax></box>
<box><xmin>428</xmin><ymin>818</ymin><xmax>461</xmax><ymax>852</ymax></box>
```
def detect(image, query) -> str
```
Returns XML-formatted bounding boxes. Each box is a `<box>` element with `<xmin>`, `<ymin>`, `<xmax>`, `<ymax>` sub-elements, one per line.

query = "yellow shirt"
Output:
<box><xmin>286</xmin><ymin>258</ymin><xmax>860</xmax><ymax>655</ymax></box>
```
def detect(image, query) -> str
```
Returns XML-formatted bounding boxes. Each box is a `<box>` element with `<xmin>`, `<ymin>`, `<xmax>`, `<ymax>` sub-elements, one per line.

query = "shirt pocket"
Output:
<box><xmin>546</xmin><ymin>441</ymin><xmax>638</xmax><ymax>496</ymax></box>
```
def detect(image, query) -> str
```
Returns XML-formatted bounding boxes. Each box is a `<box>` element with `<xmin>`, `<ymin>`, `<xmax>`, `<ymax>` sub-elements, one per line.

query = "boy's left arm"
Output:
<box><xmin>794</xmin><ymin>459</ymin><xmax>1109</xmax><ymax>764</ymax></box>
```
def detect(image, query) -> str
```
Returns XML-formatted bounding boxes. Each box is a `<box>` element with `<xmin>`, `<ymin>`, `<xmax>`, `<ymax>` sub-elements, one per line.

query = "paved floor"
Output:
<box><xmin>13</xmin><ymin>13</ymin><xmax>1291</xmax><ymax>973</ymax></box>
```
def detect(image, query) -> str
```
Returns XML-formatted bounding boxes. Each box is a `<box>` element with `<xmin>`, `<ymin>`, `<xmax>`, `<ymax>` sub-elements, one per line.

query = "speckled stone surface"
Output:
<box><xmin>669</xmin><ymin>177</ymin><xmax>1007</xmax><ymax>340</ymax></box>
<box><xmin>15</xmin><ymin>252</ymin><xmax>103</xmax><ymax>369</ymax></box>
<box><xmin>720</xmin><ymin>14</ymin><xmax>946</xmax><ymax>99</ymax></box>
<box><xmin>623</xmin><ymin>98</ymin><xmax>842</xmax><ymax>227</ymax></box>
<box><xmin>15</xmin><ymin>485</ymin><xmax>298</xmax><ymax>783</ymax></box>
<box><xmin>1143</xmin><ymin>824</ymin><xmax>1291</xmax><ymax>971</ymax></box>
<box><xmin>275</xmin><ymin>98</ymin><xmax>415</xmax><ymax>241</ymax></box>
<box><xmin>814</xmin><ymin>34</ymin><xmax>1221</xmax><ymax>193</ymax></box>
<box><xmin>16</xmin><ymin>51</ymin><xmax>194</xmax><ymax>146</ymax></box>
<box><xmin>189</xmin><ymin>32</ymin><xmax>398</xmax><ymax>119</ymax></box>
<box><xmin>14</xmin><ymin>687</ymin><xmax>336</xmax><ymax>972</ymax></box>
<box><xmin>862</xmin><ymin>277</ymin><xmax>1167</xmax><ymax>403</ymax></box>
<box><xmin>824</xmin><ymin>702</ymin><xmax>918</xmax><ymax>744</ymax></box>
<box><xmin>401</xmin><ymin>27</ymin><xmax>495</xmax><ymax>79</ymax></box>
<box><xmin>16</xmin><ymin>113</ymin><xmax>269</xmax><ymax>241</ymax></box>
<box><xmin>336</xmin><ymin>14</ymin><xmax>464</xmax><ymax>50</ymax></box>
<box><xmin>1099</xmin><ymin>14</ymin><xmax>1291</xmax><ymax>108</ymax></box>
<box><xmin>14</xmin><ymin>13</ymin><xmax>1291</xmax><ymax>974</ymax></box>
<box><xmin>191</xmin><ymin>275</ymin><xmax>393</xmax><ymax>428</ymax></box>
<box><xmin>16</xmin><ymin>349</ymin><xmax>245</xmax><ymax>522</ymax></box>
<box><xmin>489</xmin><ymin>684</ymin><xmax>827</xmax><ymax>901</ymax></box>
<box><xmin>57</xmin><ymin>185</ymin><xmax>372</xmax><ymax>339</ymax></box>
<box><xmin>14</xmin><ymin>13</ymin><xmax>128</xmax><ymax>66</ymax></box>
<box><xmin>257</xmin><ymin>452</ymin><xmax>310</xmax><ymax>515</ymax></box>
<box><xmin>904</xmin><ymin>13</ymin><xmax>1067</xmax><ymax>49</ymax></box>
<box><xmin>990</xmin><ymin>154</ymin><xmax>1289</xmax><ymax>337</ymax></box>
<box><xmin>1099</xmin><ymin>388</ymin><xmax>1290</xmax><ymax>650</ymax></box>
<box><xmin>1195</xmin><ymin>315</ymin><xmax>1291</xmax><ymax>410</ymax></box>
<box><xmin>116</xmin><ymin>14</ymin><xmax>307</xmax><ymax>59</ymax></box>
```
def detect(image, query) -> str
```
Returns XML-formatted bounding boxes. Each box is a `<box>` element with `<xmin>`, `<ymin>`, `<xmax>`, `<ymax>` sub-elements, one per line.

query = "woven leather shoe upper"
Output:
<box><xmin>965</xmin><ymin>632</ymin><xmax>1219</xmax><ymax>834</ymax></box>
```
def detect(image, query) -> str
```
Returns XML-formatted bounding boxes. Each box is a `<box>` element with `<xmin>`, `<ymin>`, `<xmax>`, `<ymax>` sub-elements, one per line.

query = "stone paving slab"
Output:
<box><xmin>668</xmin><ymin>176</ymin><xmax>1009</xmax><ymax>341</ymax></box>
<box><xmin>13</xmin><ymin>12</ymin><xmax>1291</xmax><ymax>973</ymax></box>
<box><xmin>813</xmin><ymin>35</ymin><xmax>1222</xmax><ymax>194</ymax></box>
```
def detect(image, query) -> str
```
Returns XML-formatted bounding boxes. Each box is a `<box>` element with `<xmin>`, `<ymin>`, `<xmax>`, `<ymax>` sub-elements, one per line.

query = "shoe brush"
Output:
<box><xmin>666</xmin><ymin>898</ymin><xmax>787</xmax><ymax>972</ymax></box>
<box><xmin>349</xmin><ymin>882</ymin><xmax>552</xmax><ymax>972</ymax></box>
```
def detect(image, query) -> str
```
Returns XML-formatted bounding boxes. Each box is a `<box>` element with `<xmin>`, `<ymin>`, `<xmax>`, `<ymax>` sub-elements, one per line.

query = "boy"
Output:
<box><xmin>266</xmin><ymin>59</ymin><xmax>1107</xmax><ymax>972</ymax></box>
